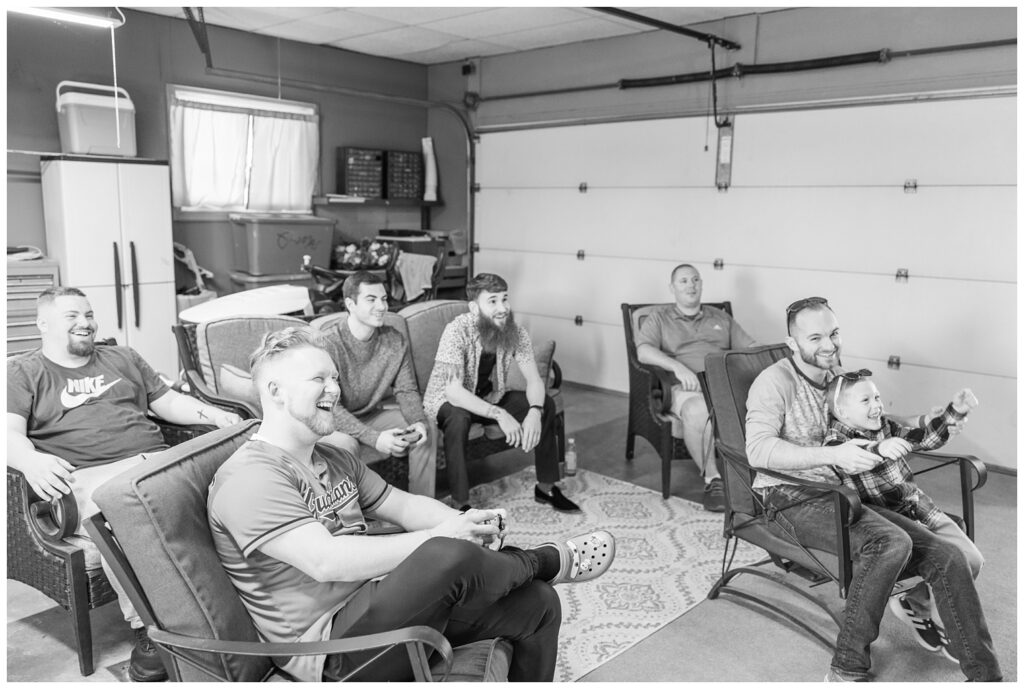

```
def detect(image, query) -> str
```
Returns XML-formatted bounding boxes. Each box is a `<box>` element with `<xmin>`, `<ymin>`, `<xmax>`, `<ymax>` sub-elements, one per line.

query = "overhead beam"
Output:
<box><xmin>592</xmin><ymin>7</ymin><xmax>741</xmax><ymax>51</ymax></box>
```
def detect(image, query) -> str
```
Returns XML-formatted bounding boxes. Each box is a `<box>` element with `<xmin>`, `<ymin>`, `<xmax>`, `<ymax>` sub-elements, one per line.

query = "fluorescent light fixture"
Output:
<box><xmin>9</xmin><ymin>7</ymin><xmax>125</xmax><ymax>29</ymax></box>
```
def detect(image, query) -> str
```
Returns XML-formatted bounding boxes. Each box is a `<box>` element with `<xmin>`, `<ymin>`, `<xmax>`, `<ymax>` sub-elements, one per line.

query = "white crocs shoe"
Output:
<box><xmin>544</xmin><ymin>530</ymin><xmax>616</xmax><ymax>585</ymax></box>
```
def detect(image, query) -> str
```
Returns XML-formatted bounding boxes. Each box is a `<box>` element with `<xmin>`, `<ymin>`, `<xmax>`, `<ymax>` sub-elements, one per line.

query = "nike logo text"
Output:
<box><xmin>60</xmin><ymin>376</ymin><xmax>123</xmax><ymax>409</ymax></box>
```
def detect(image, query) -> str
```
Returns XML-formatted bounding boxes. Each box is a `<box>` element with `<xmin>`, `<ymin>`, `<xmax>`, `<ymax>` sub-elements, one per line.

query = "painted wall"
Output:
<box><xmin>7</xmin><ymin>9</ymin><xmax>436</xmax><ymax>294</ymax></box>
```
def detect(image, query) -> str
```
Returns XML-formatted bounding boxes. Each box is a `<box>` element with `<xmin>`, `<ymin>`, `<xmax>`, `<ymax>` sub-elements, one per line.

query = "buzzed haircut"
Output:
<box><xmin>249</xmin><ymin>326</ymin><xmax>329</xmax><ymax>387</ymax></box>
<box><xmin>466</xmin><ymin>273</ymin><xmax>508</xmax><ymax>302</ymax></box>
<box><xmin>342</xmin><ymin>270</ymin><xmax>387</xmax><ymax>303</ymax></box>
<box><xmin>37</xmin><ymin>286</ymin><xmax>87</xmax><ymax>313</ymax></box>
<box><xmin>785</xmin><ymin>297</ymin><xmax>834</xmax><ymax>335</ymax></box>
<box><xmin>670</xmin><ymin>264</ymin><xmax>698</xmax><ymax>281</ymax></box>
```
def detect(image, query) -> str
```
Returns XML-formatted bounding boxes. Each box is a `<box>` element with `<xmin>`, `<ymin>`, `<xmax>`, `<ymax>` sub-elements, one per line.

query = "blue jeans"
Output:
<box><xmin>873</xmin><ymin>507</ymin><xmax>1001</xmax><ymax>681</ymax></box>
<box><xmin>763</xmin><ymin>485</ymin><xmax>912</xmax><ymax>680</ymax></box>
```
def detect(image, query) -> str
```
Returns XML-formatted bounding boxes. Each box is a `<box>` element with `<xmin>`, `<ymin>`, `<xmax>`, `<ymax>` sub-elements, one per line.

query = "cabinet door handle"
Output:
<box><xmin>129</xmin><ymin>241</ymin><xmax>140</xmax><ymax>328</ymax></box>
<box><xmin>113</xmin><ymin>242</ymin><xmax>123</xmax><ymax>330</ymax></box>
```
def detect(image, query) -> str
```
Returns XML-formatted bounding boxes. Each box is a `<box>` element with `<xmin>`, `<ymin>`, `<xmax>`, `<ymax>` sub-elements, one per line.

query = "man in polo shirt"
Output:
<box><xmin>635</xmin><ymin>264</ymin><xmax>757</xmax><ymax>511</ymax></box>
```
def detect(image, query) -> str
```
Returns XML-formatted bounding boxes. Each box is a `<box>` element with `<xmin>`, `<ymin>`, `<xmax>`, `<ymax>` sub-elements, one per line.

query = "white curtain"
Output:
<box><xmin>169</xmin><ymin>103</ymin><xmax>249</xmax><ymax>209</ymax></box>
<box><xmin>247</xmin><ymin>114</ymin><xmax>318</xmax><ymax>211</ymax></box>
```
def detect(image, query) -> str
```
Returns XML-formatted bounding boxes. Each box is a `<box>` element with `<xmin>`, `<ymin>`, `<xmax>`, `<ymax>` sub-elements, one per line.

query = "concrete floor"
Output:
<box><xmin>6</xmin><ymin>383</ymin><xmax>1016</xmax><ymax>682</ymax></box>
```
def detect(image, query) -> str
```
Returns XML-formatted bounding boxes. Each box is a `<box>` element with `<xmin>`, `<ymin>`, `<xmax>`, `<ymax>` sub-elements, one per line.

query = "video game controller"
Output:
<box><xmin>482</xmin><ymin>512</ymin><xmax>507</xmax><ymax>551</ymax></box>
<box><xmin>396</xmin><ymin>428</ymin><xmax>423</xmax><ymax>443</ymax></box>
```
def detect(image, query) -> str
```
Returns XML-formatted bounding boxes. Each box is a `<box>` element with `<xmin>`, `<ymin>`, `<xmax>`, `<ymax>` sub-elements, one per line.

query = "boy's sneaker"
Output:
<box><xmin>888</xmin><ymin>593</ymin><xmax>947</xmax><ymax>653</ymax></box>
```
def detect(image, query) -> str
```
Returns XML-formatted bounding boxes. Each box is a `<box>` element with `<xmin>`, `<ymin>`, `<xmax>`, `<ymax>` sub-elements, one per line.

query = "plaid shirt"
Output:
<box><xmin>824</xmin><ymin>404</ymin><xmax>965</xmax><ymax>528</ymax></box>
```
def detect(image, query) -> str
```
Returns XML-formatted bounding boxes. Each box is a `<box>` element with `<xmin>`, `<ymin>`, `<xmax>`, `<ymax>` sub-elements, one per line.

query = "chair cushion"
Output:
<box><xmin>506</xmin><ymin>339</ymin><xmax>556</xmax><ymax>391</ymax></box>
<box><xmin>630</xmin><ymin>304</ymin><xmax>664</xmax><ymax>341</ymax></box>
<box><xmin>433</xmin><ymin>638</ymin><xmax>513</xmax><ymax>682</ymax></box>
<box><xmin>217</xmin><ymin>364</ymin><xmax>261</xmax><ymax>412</ymax></box>
<box><xmin>196</xmin><ymin>315</ymin><xmax>308</xmax><ymax>391</ymax></box>
<box><xmin>399</xmin><ymin>300</ymin><xmax>470</xmax><ymax>391</ymax></box>
<box><xmin>92</xmin><ymin>420</ymin><xmax>269</xmax><ymax>682</ymax></box>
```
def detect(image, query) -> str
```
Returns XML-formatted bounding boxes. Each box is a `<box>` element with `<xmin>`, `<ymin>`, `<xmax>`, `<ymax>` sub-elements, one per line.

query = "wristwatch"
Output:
<box><xmin>529</xmin><ymin>404</ymin><xmax>544</xmax><ymax>418</ymax></box>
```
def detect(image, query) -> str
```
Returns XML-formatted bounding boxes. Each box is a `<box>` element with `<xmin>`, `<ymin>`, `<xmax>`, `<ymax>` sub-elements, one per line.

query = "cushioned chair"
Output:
<box><xmin>700</xmin><ymin>345</ymin><xmax>988</xmax><ymax>650</ymax></box>
<box><xmin>620</xmin><ymin>301</ymin><xmax>731</xmax><ymax>498</ymax></box>
<box><xmin>172</xmin><ymin>313</ymin><xmax>409</xmax><ymax>490</ymax></box>
<box><xmin>171</xmin><ymin>314</ymin><xmax>310</xmax><ymax>419</ymax></box>
<box><xmin>6</xmin><ymin>418</ymin><xmax>212</xmax><ymax>676</ymax></box>
<box><xmin>398</xmin><ymin>300</ymin><xmax>566</xmax><ymax>476</ymax></box>
<box><xmin>83</xmin><ymin>420</ymin><xmax>512</xmax><ymax>682</ymax></box>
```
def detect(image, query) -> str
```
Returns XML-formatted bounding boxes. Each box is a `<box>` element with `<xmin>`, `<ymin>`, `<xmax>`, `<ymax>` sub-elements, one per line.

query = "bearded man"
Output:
<box><xmin>423</xmin><ymin>273</ymin><xmax>580</xmax><ymax>512</ymax></box>
<box><xmin>7</xmin><ymin>286</ymin><xmax>240</xmax><ymax>681</ymax></box>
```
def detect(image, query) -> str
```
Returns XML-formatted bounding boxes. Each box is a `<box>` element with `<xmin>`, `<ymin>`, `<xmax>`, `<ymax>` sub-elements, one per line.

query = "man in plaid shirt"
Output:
<box><xmin>823</xmin><ymin>371</ymin><xmax>985</xmax><ymax>662</ymax></box>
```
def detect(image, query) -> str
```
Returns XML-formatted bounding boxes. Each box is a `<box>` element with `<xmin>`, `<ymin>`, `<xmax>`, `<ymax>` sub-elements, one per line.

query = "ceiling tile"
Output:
<box><xmin>260</xmin><ymin>10</ymin><xmax>408</xmax><ymax>44</ymax></box>
<box><xmin>199</xmin><ymin>7</ymin><xmax>335</xmax><ymax>32</ymax></box>
<box><xmin>491</xmin><ymin>18</ymin><xmax>641</xmax><ymax>52</ymax></box>
<box><xmin>401</xmin><ymin>39</ymin><xmax>513</xmax><ymax>65</ymax></box>
<box><xmin>346</xmin><ymin>7</ymin><xmax>492</xmax><ymax>26</ymax></box>
<box><xmin>330</xmin><ymin>26</ymin><xmax>462</xmax><ymax>57</ymax></box>
<box><xmin>420</xmin><ymin>7</ymin><xmax>588</xmax><ymax>40</ymax></box>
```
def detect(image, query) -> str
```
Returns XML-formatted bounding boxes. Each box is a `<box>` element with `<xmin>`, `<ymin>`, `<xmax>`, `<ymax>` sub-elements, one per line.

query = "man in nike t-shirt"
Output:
<box><xmin>6</xmin><ymin>286</ymin><xmax>240</xmax><ymax>682</ymax></box>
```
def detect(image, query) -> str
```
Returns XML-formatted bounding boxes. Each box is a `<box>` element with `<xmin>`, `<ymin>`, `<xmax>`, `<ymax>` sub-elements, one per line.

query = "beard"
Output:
<box><xmin>67</xmin><ymin>336</ymin><xmax>96</xmax><ymax>357</ymax></box>
<box><xmin>795</xmin><ymin>342</ymin><xmax>841</xmax><ymax>371</ymax></box>
<box><xmin>289</xmin><ymin>402</ymin><xmax>336</xmax><ymax>437</ymax></box>
<box><xmin>477</xmin><ymin>310</ymin><xmax>520</xmax><ymax>353</ymax></box>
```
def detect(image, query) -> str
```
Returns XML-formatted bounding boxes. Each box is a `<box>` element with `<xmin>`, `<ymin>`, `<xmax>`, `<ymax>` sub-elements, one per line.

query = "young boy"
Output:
<box><xmin>823</xmin><ymin>369</ymin><xmax>984</xmax><ymax>661</ymax></box>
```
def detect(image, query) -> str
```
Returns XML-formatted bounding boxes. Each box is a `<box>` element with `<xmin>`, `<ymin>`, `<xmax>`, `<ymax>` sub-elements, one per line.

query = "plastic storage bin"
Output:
<box><xmin>56</xmin><ymin>81</ymin><xmax>137</xmax><ymax>156</ymax></box>
<box><xmin>229</xmin><ymin>213</ymin><xmax>336</xmax><ymax>276</ymax></box>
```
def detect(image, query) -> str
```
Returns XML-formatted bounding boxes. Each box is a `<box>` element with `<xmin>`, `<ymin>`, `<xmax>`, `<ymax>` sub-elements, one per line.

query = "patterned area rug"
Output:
<box><xmin>465</xmin><ymin>467</ymin><xmax>765</xmax><ymax>682</ymax></box>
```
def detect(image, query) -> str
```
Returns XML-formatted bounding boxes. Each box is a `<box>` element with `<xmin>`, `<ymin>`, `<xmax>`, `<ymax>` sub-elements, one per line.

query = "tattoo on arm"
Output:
<box><xmin>197</xmin><ymin>409</ymin><xmax>209</xmax><ymax>420</ymax></box>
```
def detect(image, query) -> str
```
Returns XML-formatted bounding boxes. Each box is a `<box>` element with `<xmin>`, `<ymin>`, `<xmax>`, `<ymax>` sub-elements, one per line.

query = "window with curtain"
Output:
<box><xmin>168</xmin><ymin>85</ymin><xmax>319</xmax><ymax>211</ymax></box>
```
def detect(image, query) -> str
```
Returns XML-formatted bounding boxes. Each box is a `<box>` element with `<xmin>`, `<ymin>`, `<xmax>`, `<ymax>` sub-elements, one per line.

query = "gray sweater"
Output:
<box><xmin>322</xmin><ymin>317</ymin><xmax>427</xmax><ymax>447</ymax></box>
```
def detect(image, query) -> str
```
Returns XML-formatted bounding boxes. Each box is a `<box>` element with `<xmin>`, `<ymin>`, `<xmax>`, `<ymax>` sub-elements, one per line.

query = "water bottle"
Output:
<box><xmin>564</xmin><ymin>437</ymin><xmax>578</xmax><ymax>476</ymax></box>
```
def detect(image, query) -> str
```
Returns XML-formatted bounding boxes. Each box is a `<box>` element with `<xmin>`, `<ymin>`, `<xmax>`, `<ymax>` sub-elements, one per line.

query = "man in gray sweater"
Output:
<box><xmin>320</xmin><ymin>272</ymin><xmax>436</xmax><ymax>496</ymax></box>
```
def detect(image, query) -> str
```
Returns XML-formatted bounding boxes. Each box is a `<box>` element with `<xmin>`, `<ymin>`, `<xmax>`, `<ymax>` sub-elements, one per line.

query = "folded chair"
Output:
<box><xmin>83</xmin><ymin>420</ymin><xmax>512</xmax><ymax>682</ymax></box>
<box><xmin>620</xmin><ymin>301</ymin><xmax>731</xmax><ymax>498</ymax></box>
<box><xmin>700</xmin><ymin>345</ymin><xmax>988</xmax><ymax>650</ymax></box>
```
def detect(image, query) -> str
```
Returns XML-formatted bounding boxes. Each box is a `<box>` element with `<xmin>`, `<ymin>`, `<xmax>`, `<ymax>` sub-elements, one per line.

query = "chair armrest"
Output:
<box><xmin>147</xmin><ymin>624</ymin><xmax>455</xmax><ymax>682</ymax></box>
<box><xmin>7</xmin><ymin>466</ymin><xmax>79</xmax><ymax>542</ymax></box>
<box><xmin>909</xmin><ymin>450</ymin><xmax>987</xmax><ymax>491</ymax></box>
<box><xmin>549</xmin><ymin>360</ymin><xmax>563</xmax><ymax>390</ymax></box>
<box><xmin>179</xmin><ymin>367</ymin><xmax>261</xmax><ymax>419</ymax></box>
<box><xmin>153</xmin><ymin>419</ymin><xmax>217</xmax><ymax>447</ymax></box>
<box><xmin>907</xmin><ymin>450</ymin><xmax>987</xmax><ymax>542</ymax></box>
<box><xmin>716</xmin><ymin>442</ymin><xmax>864</xmax><ymax>525</ymax></box>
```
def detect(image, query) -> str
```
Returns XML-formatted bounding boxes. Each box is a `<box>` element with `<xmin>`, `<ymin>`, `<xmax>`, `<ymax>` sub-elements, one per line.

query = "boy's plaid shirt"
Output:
<box><xmin>824</xmin><ymin>404</ymin><xmax>965</xmax><ymax>529</ymax></box>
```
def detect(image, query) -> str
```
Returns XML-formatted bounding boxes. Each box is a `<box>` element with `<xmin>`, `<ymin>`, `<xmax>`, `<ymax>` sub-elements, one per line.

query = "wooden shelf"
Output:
<box><xmin>313</xmin><ymin>196</ymin><xmax>441</xmax><ymax>208</ymax></box>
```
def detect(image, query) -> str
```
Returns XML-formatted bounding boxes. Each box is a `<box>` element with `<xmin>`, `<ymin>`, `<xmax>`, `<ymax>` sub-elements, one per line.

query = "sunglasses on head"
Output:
<box><xmin>833</xmin><ymin>368</ymin><xmax>872</xmax><ymax>408</ymax></box>
<box><xmin>786</xmin><ymin>296</ymin><xmax>829</xmax><ymax>317</ymax></box>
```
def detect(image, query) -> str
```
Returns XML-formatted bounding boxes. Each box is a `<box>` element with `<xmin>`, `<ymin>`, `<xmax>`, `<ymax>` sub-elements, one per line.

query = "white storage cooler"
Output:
<box><xmin>56</xmin><ymin>80</ymin><xmax>137</xmax><ymax>156</ymax></box>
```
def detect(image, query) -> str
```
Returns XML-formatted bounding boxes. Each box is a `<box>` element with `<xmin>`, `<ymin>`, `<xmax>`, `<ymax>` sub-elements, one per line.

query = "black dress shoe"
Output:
<box><xmin>534</xmin><ymin>485</ymin><xmax>582</xmax><ymax>513</ymax></box>
<box><xmin>129</xmin><ymin>627</ymin><xmax>168</xmax><ymax>682</ymax></box>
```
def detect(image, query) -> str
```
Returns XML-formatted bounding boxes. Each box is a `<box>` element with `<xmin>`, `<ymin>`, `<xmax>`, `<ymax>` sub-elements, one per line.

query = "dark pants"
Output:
<box><xmin>437</xmin><ymin>391</ymin><xmax>560</xmax><ymax>504</ymax></box>
<box><xmin>323</xmin><ymin>538</ymin><xmax>561</xmax><ymax>682</ymax></box>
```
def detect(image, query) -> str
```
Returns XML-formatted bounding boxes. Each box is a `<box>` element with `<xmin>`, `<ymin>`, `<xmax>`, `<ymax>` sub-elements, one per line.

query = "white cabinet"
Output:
<box><xmin>40</xmin><ymin>158</ymin><xmax>179</xmax><ymax>377</ymax></box>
